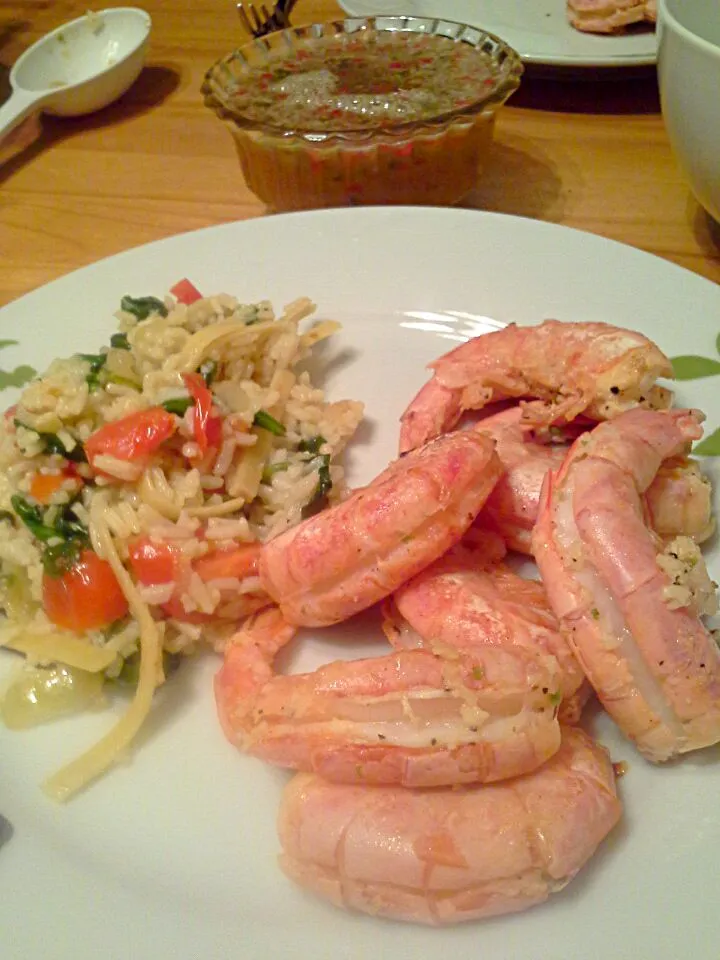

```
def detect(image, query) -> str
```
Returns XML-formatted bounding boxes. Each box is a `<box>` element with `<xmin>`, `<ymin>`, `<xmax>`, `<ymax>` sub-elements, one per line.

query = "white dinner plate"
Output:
<box><xmin>1</xmin><ymin>207</ymin><xmax>718</xmax><ymax>960</ymax></box>
<box><xmin>335</xmin><ymin>0</ymin><xmax>658</xmax><ymax>68</ymax></box>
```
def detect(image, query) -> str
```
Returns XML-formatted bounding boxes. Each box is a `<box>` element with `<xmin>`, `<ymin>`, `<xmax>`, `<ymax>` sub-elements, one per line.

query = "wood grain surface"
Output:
<box><xmin>1</xmin><ymin>0</ymin><xmax>718</xmax><ymax>308</ymax></box>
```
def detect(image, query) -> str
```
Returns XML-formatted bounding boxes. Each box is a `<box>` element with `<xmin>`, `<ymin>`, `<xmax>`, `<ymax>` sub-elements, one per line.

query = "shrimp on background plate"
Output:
<box><xmin>214</xmin><ymin>605</ymin><xmax>562</xmax><ymax>788</ymax></box>
<box><xmin>277</xmin><ymin>726</ymin><xmax>622</xmax><ymax>926</ymax></box>
<box><xmin>399</xmin><ymin>319</ymin><xmax>673</xmax><ymax>453</ymax></box>
<box><xmin>533</xmin><ymin>407</ymin><xmax>720</xmax><ymax>762</ymax></box>
<box><xmin>567</xmin><ymin>0</ymin><xmax>656</xmax><ymax>34</ymax></box>
<box><xmin>259</xmin><ymin>429</ymin><xmax>503</xmax><ymax>627</ymax></box>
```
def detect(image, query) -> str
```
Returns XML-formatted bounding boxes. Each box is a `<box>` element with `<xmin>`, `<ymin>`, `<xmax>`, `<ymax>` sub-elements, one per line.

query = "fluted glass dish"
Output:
<box><xmin>202</xmin><ymin>16</ymin><xmax>523</xmax><ymax>210</ymax></box>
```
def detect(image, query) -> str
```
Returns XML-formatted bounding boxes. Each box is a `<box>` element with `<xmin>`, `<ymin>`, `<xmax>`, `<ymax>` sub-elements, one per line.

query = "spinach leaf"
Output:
<box><xmin>110</xmin><ymin>333</ymin><xmax>130</xmax><ymax>350</ymax></box>
<box><xmin>42</xmin><ymin>539</ymin><xmax>86</xmax><ymax>577</ymax></box>
<box><xmin>14</xmin><ymin>420</ymin><xmax>87</xmax><ymax>462</ymax></box>
<box><xmin>11</xmin><ymin>496</ymin><xmax>90</xmax><ymax>576</ymax></box>
<box><xmin>10</xmin><ymin>495</ymin><xmax>57</xmax><ymax>541</ymax></box>
<box><xmin>120</xmin><ymin>295</ymin><xmax>168</xmax><ymax>321</ymax></box>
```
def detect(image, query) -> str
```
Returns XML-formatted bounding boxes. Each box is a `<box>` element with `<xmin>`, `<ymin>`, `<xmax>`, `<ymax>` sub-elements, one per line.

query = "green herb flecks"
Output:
<box><xmin>162</xmin><ymin>396</ymin><xmax>194</xmax><ymax>417</ymax></box>
<box><xmin>120</xmin><ymin>295</ymin><xmax>168</xmax><ymax>321</ymax></box>
<box><xmin>253</xmin><ymin>410</ymin><xmax>286</xmax><ymax>436</ymax></box>
<box><xmin>301</xmin><ymin>453</ymin><xmax>333</xmax><ymax>518</ymax></box>
<box><xmin>298</xmin><ymin>435</ymin><xmax>326</xmax><ymax>455</ymax></box>
<box><xmin>77</xmin><ymin>353</ymin><xmax>107</xmax><ymax>391</ymax></box>
<box><xmin>261</xmin><ymin>461</ymin><xmax>290</xmax><ymax>483</ymax></box>
<box><xmin>311</xmin><ymin>454</ymin><xmax>332</xmax><ymax>502</ymax></box>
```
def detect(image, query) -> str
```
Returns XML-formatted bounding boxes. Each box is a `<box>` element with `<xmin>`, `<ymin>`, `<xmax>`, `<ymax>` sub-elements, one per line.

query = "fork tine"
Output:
<box><xmin>237</xmin><ymin>3</ymin><xmax>262</xmax><ymax>36</ymax></box>
<box><xmin>262</xmin><ymin>3</ymin><xmax>284</xmax><ymax>31</ymax></box>
<box><xmin>237</xmin><ymin>4</ymin><xmax>253</xmax><ymax>35</ymax></box>
<box><xmin>237</xmin><ymin>0</ymin><xmax>292</xmax><ymax>37</ymax></box>
<box><xmin>238</xmin><ymin>2</ymin><xmax>263</xmax><ymax>37</ymax></box>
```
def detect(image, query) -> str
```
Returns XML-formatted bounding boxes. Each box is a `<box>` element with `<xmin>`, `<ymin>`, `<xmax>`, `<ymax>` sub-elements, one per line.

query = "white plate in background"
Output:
<box><xmin>336</xmin><ymin>0</ymin><xmax>658</xmax><ymax>68</ymax></box>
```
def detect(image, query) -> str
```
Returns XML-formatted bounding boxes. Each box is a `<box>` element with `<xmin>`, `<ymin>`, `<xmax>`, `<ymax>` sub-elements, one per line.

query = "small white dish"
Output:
<box><xmin>336</xmin><ymin>0</ymin><xmax>657</xmax><ymax>68</ymax></box>
<box><xmin>0</xmin><ymin>7</ymin><xmax>151</xmax><ymax>142</ymax></box>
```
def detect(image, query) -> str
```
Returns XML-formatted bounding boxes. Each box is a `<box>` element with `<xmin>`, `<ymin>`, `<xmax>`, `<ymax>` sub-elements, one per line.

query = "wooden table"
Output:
<box><xmin>1</xmin><ymin>0</ymin><xmax>718</xmax><ymax>308</ymax></box>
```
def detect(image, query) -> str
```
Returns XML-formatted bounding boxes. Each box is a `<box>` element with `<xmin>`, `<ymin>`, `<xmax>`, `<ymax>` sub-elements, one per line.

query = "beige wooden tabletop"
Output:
<box><xmin>1</xmin><ymin>0</ymin><xmax>718</xmax><ymax>309</ymax></box>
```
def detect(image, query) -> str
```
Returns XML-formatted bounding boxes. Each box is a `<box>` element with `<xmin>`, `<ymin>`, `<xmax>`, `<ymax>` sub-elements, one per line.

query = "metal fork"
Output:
<box><xmin>237</xmin><ymin>1</ymin><xmax>296</xmax><ymax>37</ymax></box>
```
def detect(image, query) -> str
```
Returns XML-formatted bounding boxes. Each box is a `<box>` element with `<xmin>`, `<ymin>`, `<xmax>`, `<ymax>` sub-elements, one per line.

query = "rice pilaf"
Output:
<box><xmin>0</xmin><ymin>281</ymin><xmax>363</xmax><ymax>799</ymax></box>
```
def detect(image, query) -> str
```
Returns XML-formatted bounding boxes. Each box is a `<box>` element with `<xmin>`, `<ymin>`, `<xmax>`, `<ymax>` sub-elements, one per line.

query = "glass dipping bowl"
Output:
<box><xmin>202</xmin><ymin>16</ymin><xmax>523</xmax><ymax>210</ymax></box>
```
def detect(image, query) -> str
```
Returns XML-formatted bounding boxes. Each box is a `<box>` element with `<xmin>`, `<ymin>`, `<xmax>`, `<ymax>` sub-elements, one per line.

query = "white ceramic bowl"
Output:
<box><xmin>657</xmin><ymin>0</ymin><xmax>720</xmax><ymax>223</ymax></box>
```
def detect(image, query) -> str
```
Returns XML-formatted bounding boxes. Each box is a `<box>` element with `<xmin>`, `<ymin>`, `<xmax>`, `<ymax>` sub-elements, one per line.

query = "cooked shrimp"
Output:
<box><xmin>646</xmin><ymin>457</ymin><xmax>715</xmax><ymax>545</ymax></box>
<box><xmin>533</xmin><ymin>408</ymin><xmax>720</xmax><ymax>762</ymax></box>
<box><xmin>214</xmin><ymin>606</ymin><xmax>562</xmax><ymax>788</ymax></box>
<box><xmin>277</xmin><ymin>726</ymin><xmax>622</xmax><ymax>926</ymax></box>
<box><xmin>471</xmin><ymin>408</ymin><xmax>714</xmax><ymax>554</ymax></box>
<box><xmin>383</xmin><ymin>540</ymin><xmax>590</xmax><ymax>724</ymax></box>
<box><xmin>259</xmin><ymin>430</ymin><xmax>503</xmax><ymax>627</ymax></box>
<box><xmin>399</xmin><ymin>319</ymin><xmax>673</xmax><ymax>453</ymax></box>
<box><xmin>472</xmin><ymin>407</ymin><xmax>569</xmax><ymax>553</ymax></box>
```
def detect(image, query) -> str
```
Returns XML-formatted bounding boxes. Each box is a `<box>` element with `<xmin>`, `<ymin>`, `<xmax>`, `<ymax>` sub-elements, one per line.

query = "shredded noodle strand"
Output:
<box><xmin>42</xmin><ymin>496</ymin><xmax>163</xmax><ymax>801</ymax></box>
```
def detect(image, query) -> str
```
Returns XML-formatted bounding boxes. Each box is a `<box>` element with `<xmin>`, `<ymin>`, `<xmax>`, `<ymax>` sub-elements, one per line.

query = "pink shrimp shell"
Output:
<box><xmin>259</xmin><ymin>429</ymin><xmax>503</xmax><ymax>627</ymax></box>
<box><xmin>277</xmin><ymin>726</ymin><xmax>622</xmax><ymax>926</ymax></box>
<box><xmin>533</xmin><ymin>407</ymin><xmax>720</xmax><ymax>761</ymax></box>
